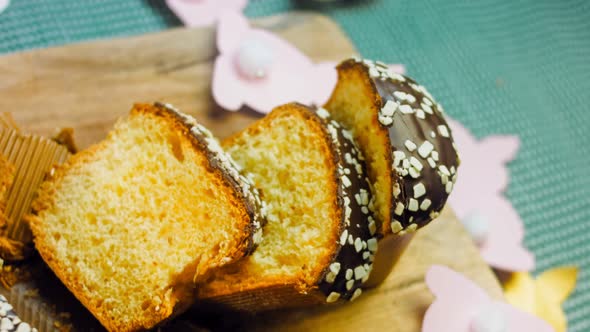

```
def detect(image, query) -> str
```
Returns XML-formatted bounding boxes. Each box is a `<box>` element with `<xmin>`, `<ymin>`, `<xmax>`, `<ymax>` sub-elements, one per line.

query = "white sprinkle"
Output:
<box><xmin>405</xmin><ymin>140</ymin><xmax>417</xmax><ymax>151</ymax></box>
<box><xmin>416</xmin><ymin>109</ymin><xmax>426</xmax><ymax>119</ymax></box>
<box><xmin>418</xmin><ymin>141</ymin><xmax>434</xmax><ymax>158</ymax></box>
<box><xmin>346</xmin><ymin>269</ymin><xmax>354</xmax><ymax>280</ymax></box>
<box><xmin>368</xmin><ymin>218</ymin><xmax>377</xmax><ymax>235</ymax></box>
<box><xmin>410</xmin><ymin>157</ymin><xmax>423</xmax><ymax>171</ymax></box>
<box><xmin>354</xmin><ymin>266</ymin><xmax>367</xmax><ymax>280</ymax></box>
<box><xmin>427</xmin><ymin>158</ymin><xmax>437</xmax><ymax>168</ymax></box>
<box><xmin>399</xmin><ymin>104</ymin><xmax>414</xmax><ymax>114</ymax></box>
<box><xmin>381</xmin><ymin>100</ymin><xmax>398</xmax><ymax>116</ymax></box>
<box><xmin>407</xmin><ymin>223</ymin><xmax>418</xmax><ymax>232</ymax></box>
<box><xmin>355</xmin><ymin>193</ymin><xmax>362</xmax><ymax>205</ymax></box>
<box><xmin>423</xmin><ymin>97</ymin><xmax>433</xmax><ymax>106</ymax></box>
<box><xmin>406</xmin><ymin>93</ymin><xmax>417</xmax><ymax>103</ymax></box>
<box><xmin>450</xmin><ymin>166</ymin><xmax>456</xmax><ymax>174</ymax></box>
<box><xmin>369</xmin><ymin>67</ymin><xmax>380</xmax><ymax>78</ymax></box>
<box><xmin>413</xmin><ymin>183</ymin><xmax>426</xmax><ymax>198</ymax></box>
<box><xmin>361</xmin><ymin>206</ymin><xmax>369</xmax><ymax>214</ymax></box>
<box><xmin>409</xmin><ymin>167</ymin><xmax>420</xmax><ymax>178</ymax></box>
<box><xmin>325</xmin><ymin>271</ymin><xmax>336</xmax><ymax>283</ymax></box>
<box><xmin>438</xmin><ymin>125</ymin><xmax>450</xmax><ymax>137</ymax></box>
<box><xmin>393</xmin><ymin>91</ymin><xmax>407</xmax><ymax>100</ymax></box>
<box><xmin>408</xmin><ymin>199</ymin><xmax>419</xmax><ymax>212</ymax></box>
<box><xmin>362</xmin><ymin>241</ymin><xmax>367</xmax><ymax>250</ymax></box>
<box><xmin>16</xmin><ymin>323</ymin><xmax>31</xmax><ymax>332</ymax></box>
<box><xmin>354</xmin><ymin>237</ymin><xmax>363</xmax><ymax>252</ymax></box>
<box><xmin>402</xmin><ymin>159</ymin><xmax>410</xmax><ymax>169</ymax></box>
<box><xmin>439</xmin><ymin>165</ymin><xmax>451</xmax><ymax>176</ymax></box>
<box><xmin>391</xmin><ymin>221</ymin><xmax>403</xmax><ymax>233</ymax></box>
<box><xmin>342</xmin><ymin>175</ymin><xmax>352</xmax><ymax>188</ymax></box>
<box><xmin>446</xmin><ymin>181</ymin><xmax>454</xmax><ymax>194</ymax></box>
<box><xmin>360</xmin><ymin>189</ymin><xmax>369</xmax><ymax>205</ymax></box>
<box><xmin>330</xmin><ymin>262</ymin><xmax>341</xmax><ymax>275</ymax></box>
<box><xmin>379</xmin><ymin>115</ymin><xmax>393</xmax><ymax>126</ymax></box>
<box><xmin>431</xmin><ymin>150</ymin><xmax>439</xmax><ymax>161</ymax></box>
<box><xmin>1</xmin><ymin>318</ymin><xmax>14</xmax><ymax>331</ymax></box>
<box><xmin>420</xmin><ymin>199</ymin><xmax>432</xmax><ymax>211</ymax></box>
<box><xmin>395</xmin><ymin>202</ymin><xmax>405</xmax><ymax>216</ymax></box>
<box><xmin>350</xmin><ymin>288</ymin><xmax>363</xmax><ymax>301</ymax></box>
<box><xmin>430</xmin><ymin>131</ymin><xmax>437</xmax><ymax>138</ymax></box>
<box><xmin>441</xmin><ymin>174</ymin><xmax>449</xmax><ymax>185</ymax></box>
<box><xmin>316</xmin><ymin>108</ymin><xmax>330</xmax><ymax>119</ymax></box>
<box><xmin>422</xmin><ymin>103</ymin><xmax>433</xmax><ymax>114</ymax></box>
<box><xmin>326</xmin><ymin>292</ymin><xmax>341</xmax><ymax>303</ymax></box>
<box><xmin>367</xmin><ymin>238</ymin><xmax>378</xmax><ymax>252</ymax></box>
<box><xmin>393</xmin><ymin>183</ymin><xmax>401</xmax><ymax>198</ymax></box>
<box><xmin>346</xmin><ymin>279</ymin><xmax>355</xmax><ymax>291</ymax></box>
<box><xmin>363</xmin><ymin>251</ymin><xmax>370</xmax><ymax>260</ymax></box>
<box><xmin>430</xmin><ymin>211</ymin><xmax>440</xmax><ymax>219</ymax></box>
<box><xmin>340</xmin><ymin>229</ymin><xmax>348</xmax><ymax>245</ymax></box>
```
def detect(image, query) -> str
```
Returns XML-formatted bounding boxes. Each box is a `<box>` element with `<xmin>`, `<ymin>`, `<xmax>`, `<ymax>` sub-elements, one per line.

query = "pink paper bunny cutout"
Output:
<box><xmin>212</xmin><ymin>11</ymin><xmax>340</xmax><ymax>114</ymax></box>
<box><xmin>166</xmin><ymin>0</ymin><xmax>248</xmax><ymax>27</ymax></box>
<box><xmin>446</xmin><ymin>119</ymin><xmax>534</xmax><ymax>272</ymax></box>
<box><xmin>423</xmin><ymin>265</ymin><xmax>554</xmax><ymax>332</ymax></box>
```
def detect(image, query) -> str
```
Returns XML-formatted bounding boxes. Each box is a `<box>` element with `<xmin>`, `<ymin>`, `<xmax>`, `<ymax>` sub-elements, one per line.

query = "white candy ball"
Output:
<box><xmin>235</xmin><ymin>38</ymin><xmax>274</xmax><ymax>80</ymax></box>
<box><xmin>462</xmin><ymin>212</ymin><xmax>490</xmax><ymax>246</ymax></box>
<box><xmin>470</xmin><ymin>302</ymin><xmax>508</xmax><ymax>332</ymax></box>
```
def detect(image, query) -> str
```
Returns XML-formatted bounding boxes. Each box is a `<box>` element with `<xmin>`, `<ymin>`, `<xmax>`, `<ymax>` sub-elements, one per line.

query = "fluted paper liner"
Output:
<box><xmin>0</xmin><ymin>127</ymin><xmax>70</xmax><ymax>244</ymax></box>
<box><xmin>0</xmin><ymin>112</ymin><xmax>19</xmax><ymax>132</ymax></box>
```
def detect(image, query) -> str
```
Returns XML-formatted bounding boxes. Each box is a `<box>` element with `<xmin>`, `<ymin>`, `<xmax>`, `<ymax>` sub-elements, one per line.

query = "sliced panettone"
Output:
<box><xmin>28</xmin><ymin>103</ymin><xmax>266</xmax><ymax>332</ymax></box>
<box><xmin>324</xmin><ymin>58</ymin><xmax>460</xmax><ymax>283</ymax></box>
<box><xmin>197</xmin><ymin>103</ymin><xmax>376</xmax><ymax>311</ymax></box>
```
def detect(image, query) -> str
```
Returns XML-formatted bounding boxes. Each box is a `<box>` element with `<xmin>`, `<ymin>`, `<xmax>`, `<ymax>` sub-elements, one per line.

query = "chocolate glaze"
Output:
<box><xmin>153</xmin><ymin>103</ymin><xmax>267</xmax><ymax>254</ymax></box>
<box><xmin>340</xmin><ymin>59</ymin><xmax>460</xmax><ymax>231</ymax></box>
<box><xmin>307</xmin><ymin>106</ymin><xmax>377</xmax><ymax>302</ymax></box>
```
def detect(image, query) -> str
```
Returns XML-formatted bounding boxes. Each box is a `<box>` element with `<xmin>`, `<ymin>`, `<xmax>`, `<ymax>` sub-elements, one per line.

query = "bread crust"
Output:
<box><xmin>28</xmin><ymin>103</ymin><xmax>265</xmax><ymax>331</ymax></box>
<box><xmin>199</xmin><ymin>103</ymin><xmax>376</xmax><ymax>311</ymax></box>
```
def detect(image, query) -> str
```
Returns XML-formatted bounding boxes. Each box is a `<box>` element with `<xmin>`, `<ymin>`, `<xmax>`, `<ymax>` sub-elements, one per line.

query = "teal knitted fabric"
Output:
<box><xmin>1</xmin><ymin>0</ymin><xmax>589</xmax><ymax>329</ymax></box>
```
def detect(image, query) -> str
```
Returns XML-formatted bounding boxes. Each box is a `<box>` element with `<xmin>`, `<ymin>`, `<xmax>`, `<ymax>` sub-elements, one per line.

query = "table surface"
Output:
<box><xmin>0</xmin><ymin>1</ymin><xmax>588</xmax><ymax>330</ymax></box>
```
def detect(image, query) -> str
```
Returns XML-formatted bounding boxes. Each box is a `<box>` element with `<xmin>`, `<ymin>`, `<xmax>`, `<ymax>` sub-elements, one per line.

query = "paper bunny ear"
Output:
<box><xmin>478</xmin><ymin>196</ymin><xmax>535</xmax><ymax>272</ymax></box>
<box><xmin>217</xmin><ymin>11</ymin><xmax>249</xmax><ymax>54</ymax></box>
<box><xmin>166</xmin><ymin>0</ymin><xmax>248</xmax><ymax>27</ymax></box>
<box><xmin>0</xmin><ymin>0</ymin><xmax>9</xmax><ymax>15</ymax></box>
<box><xmin>536</xmin><ymin>267</ymin><xmax>578</xmax><ymax>304</ymax></box>
<box><xmin>496</xmin><ymin>302</ymin><xmax>555</xmax><ymax>332</ymax></box>
<box><xmin>425</xmin><ymin>265</ymin><xmax>488</xmax><ymax>302</ymax></box>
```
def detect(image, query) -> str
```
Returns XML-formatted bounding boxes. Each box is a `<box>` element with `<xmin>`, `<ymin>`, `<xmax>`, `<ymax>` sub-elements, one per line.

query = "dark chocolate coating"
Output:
<box><xmin>154</xmin><ymin>102</ymin><xmax>267</xmax><ymax>254</ymax></box>
<box><xmin>310</xmin><ymin>106</ymin><xmax>377</xmax><ymax>302</ymax></box>
<box><xmin>351</xmin><ymin>59</ymin><xmax>459</xmax><ymax>230</ymax></box>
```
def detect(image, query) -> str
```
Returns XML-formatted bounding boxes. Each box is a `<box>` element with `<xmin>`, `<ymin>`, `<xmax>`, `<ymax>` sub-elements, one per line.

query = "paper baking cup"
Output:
<box><xmin>0</xmin><ymin>112</ymin><xmax>19</xmax><ymax>131</ymax></box>
<box><xmin>0</xmin><ymin>127</ymin><xmax>70</xmax><ymax>243</ymax></box>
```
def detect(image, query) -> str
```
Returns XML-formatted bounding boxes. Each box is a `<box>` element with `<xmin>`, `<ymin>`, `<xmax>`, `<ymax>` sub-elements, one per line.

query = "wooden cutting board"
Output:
<box><xmin>0</xmin><ymin>12</ymin><xmax>503</xmax><ymax>332</ymax></box>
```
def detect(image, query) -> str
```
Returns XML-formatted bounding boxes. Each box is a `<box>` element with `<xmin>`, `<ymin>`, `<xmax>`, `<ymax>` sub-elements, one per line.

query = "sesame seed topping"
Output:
<box><xmin>420</xmin><ymin>199</ymin><xmax>432</xmax><ymax>211</ymax></box>
<box><xmin>404</xmin><ymin>140</ymin><xmax>417</xmax><ymax>151</ymax></box>
<box><xmin>350</xmin><ymin>288</ymin><xmax>363</xmax><ymax>301</ymax></box>
<box><xmin>381</xmin><ymin>100</ymin><xmax>398</xmax><ymax>116</ymax></box>
<box><xmin>418</xmin><ymin>141</ymin><xmax>434</xmax><ymax>158</ymax></box>
<box><xmin>408</xmin><ymin>198</ymin><xmax>419</xmax><ymax>212</ymax></box>
<box><xmin>326</xmin><ymin>292</ymin><xmax>341</xmax><ymax>303</ymax></box>
<box><xmin>395</xmin><ymin>202</ymin><xmax>405</xmax><ymax>215</ymax></box>
<box><xmin>438</xmin><ymin>125</ymin><xmax>450</xmax><ymax>137</ymax></box>
<box><xmin>413</xmin><ymin>183</ymin><xmax>426</xmax><ymax>198</ymax></box>
<box><xmin>354</xmin><ymin>266</ymin><xmax>367</xmax><ymax>280</ymax></box>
